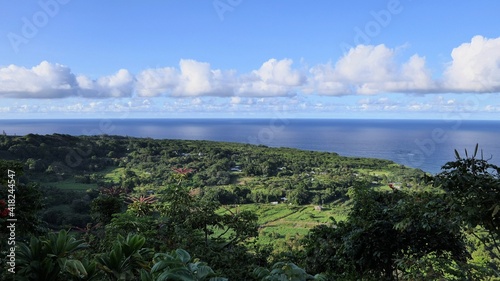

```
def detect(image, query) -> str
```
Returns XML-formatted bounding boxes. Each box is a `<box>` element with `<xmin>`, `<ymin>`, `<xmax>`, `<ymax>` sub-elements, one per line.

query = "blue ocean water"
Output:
<box><xmin>1</xmin><ymin>118</ymin><xmax>499</xmax><ymax>174</ymax></box>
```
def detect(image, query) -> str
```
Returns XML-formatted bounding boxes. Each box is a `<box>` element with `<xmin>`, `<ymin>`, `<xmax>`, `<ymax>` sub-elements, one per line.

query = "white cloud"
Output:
<box><xmin>191</xmin><ymin>97</ymin><xmax>202</xmax><ymax>105</ymax></box>
<box><xmin>2</xmin><ymin>35</ymin><xmax>500</xmax><ymax>105</ymax></box>
<box><xmin>77</xmin><ymin>69</ymin><xmax>134</xmax><ymax>98</ymax></box>
<box><xmin>335</xmin><ymin>44</ymin><xmax>396</xmax><ymax>84</ymax></box>
<box><xmin>135</xmin><ymin>67</ymin><xmax>178</xmax><ymax>97</ymax></box>
<box><xmin>485</xmin><ymin>105</ymin><xmax>500</xmax><ymax>112</ymax></box>
<box><xmin>174</xmin><ymin>59</ymin><xmax>235</xmax><ymax>97</ymax></box>
<box><xmin>403</xmin><ymin>96</ymin><xmax>471</xmax><ymax>113</ymax></box>
<box><xmin>305</xmin><ymin>63</ymin><xmax>352</xmax><ymax>95</ymax></box>
<box><xmin>356</xmin><ymin>96</ymin><xmax>401</xmax><ymax>111</ymax></box>
<box><xmin>136</xmin><ymin>60</ymin><xmax>235</xmax><ymax>97</ymax></box>
<box><xmin>138</xmin><ymin>58</ymin><xmax>307</xmax><ymax>98</ymax></box>
<box><xmin>443</xmin><ymin>35</ymin><xmax>500</xmax><ymax>92</ymax></box>
<box><xmin>408</xmin><ymin>103</ymin><xmax>428</xmax><ymax>111</ymax></box>
<box><xmin>398</xmin><ymin>55</ymin><xmax>436</xmax><ymax>91</ymax></box>
<box><xmin>0</xmin><ymin>61</ymin><xmax>135</xmax><ymax>99</ymax></box>
<box><xmin>0</xmin><ymin>61</ymin><xmax>77</xmax><ymax>98</ymax></box>
<box><xmin>230</xmin><ymin>96</ymin><xmax>242</xmax><ymax>104</ymax></box>
<box><xmin>308</xmin><ymin>44</ymin><xmax>435</xmax><ymax>95</ymax></box>
<box><xmin>237</xmin><ymin>59</ymin><xmax>306</xmax><ymax>97</ymax></box>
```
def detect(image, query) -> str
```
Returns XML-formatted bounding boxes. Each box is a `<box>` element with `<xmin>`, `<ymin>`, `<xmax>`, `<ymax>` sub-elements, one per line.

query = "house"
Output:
<box><xmin>230</xmin><ymin>166</ymin><xmax>242</xmax><ymax>172</ymax></box>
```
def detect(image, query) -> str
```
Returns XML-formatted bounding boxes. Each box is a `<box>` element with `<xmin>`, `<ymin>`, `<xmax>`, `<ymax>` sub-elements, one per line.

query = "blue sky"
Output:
<box><xmin>1</xmin><ymin>0</ymin><xmax>500</xmax><ymax>119</ymax></box>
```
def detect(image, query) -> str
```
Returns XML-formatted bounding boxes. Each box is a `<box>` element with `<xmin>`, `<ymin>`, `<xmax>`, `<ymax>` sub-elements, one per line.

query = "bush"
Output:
<box><xmin>71</xmin><ymin>199</ymin><xmax>90</xmax><ymax>213</ymax></box>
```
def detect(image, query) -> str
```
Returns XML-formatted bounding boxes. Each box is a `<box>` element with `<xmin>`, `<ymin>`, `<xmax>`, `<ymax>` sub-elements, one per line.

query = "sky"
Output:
<box><xmin>1</xmin><ymin>0</ymin><xmax>500</xmax><ymax>119</ymax></box>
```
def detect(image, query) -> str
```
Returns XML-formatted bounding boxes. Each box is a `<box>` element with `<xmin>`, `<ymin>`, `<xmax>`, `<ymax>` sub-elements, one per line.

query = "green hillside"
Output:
<box><xmin>1</xmin><ymin>134</ymin><xmax>498</xmax><ymax>280</ymax></box>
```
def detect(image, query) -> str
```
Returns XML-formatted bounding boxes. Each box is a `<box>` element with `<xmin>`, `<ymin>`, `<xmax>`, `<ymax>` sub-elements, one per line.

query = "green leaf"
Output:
<box><xmin>157</xmin><ymin>269</ymin><xmax>194</xmax><ymax>281</ymax></box>
<box><xmin>151</xmin><ymin>260</ymin><xmax>170</xmax><ymax>273</ymax></box>
<box><xmin>195</xmin><ymin>264</ymin><xmax>214</xmax><ymax>279</ymax></box>
<box><xmin>313</xmin><ymin>273</ymin><xmax>328</xmax><ymax>281</ymax></box>
<box><xmin>492</xmin><ymin>204</ymin><xmax>500</xmax><ymax>217</ymax></box>
<box><xmin>253</xmin><ymin>267</ymin><xmax>271</xmax><ymax>279</ymax></box>
<box><xmin>140</xmin><ymin>269</ymin><xmax>153</xmax><ymax>281</ymax></box>
<box><xmin>175</xmin><ymin>248</ymin><xmax>191</xmax><ymax>264</ymax></box>
<box><xmin>62</xmin><ymin>259</ymin><xmax>88</xmax><ymax>278</ymax></box>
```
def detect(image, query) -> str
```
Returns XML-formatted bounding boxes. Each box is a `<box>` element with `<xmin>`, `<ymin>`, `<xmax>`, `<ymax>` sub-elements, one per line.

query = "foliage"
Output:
<box><xmin>302</xmin><ymin>186</ymin><xmax>470</xmax><ymax>280</ymax></box>
<box><xmin>0</xmin><ymin>161</ymin><xmax>45</xmax><ymax>236</ymax></box>
<box><xmin>253</xmin><ymin>261</ymin><xmax>326</xmax><ymax>281</ymax></box>
<box><xmin>96</xmin><ymin>233</ymin><xmax>153</xmax><ymax>280</ymax></box>
<box><xmin>140</xmin><ymin>249</ymin><xmax>227</xmax><ymax>281</ymax></box>
<box><xmin>2</xmin><ymin>135</ymin><xmax>500</xmax><ymax>279</ymax></box>
<box><xmin>90</xmin><ymin>194</ymin><xmax>124</xmax><ymax>224</ymax></box>
<box><xmin>433</xmin><ymin>144</ymin><xmax>500</xmax><ymax>259</ymax></box>
<box><xmin>126</xmin><ymin>194</ymin><xmax>158</xmax><ymax>216</ymax></box>
<box><xmin>15</xmin><ymin>230</ymin><xmax>89</xmax><ymax>281</ymax></box>
<box><xmin>1</xmin><ymin>134</ymin><xmax>421</xmax><ymax>208</ymax></box>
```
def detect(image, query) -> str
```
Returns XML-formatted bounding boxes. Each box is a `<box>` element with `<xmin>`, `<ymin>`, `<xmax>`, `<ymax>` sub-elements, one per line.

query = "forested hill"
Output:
<box><xmin>1</xmin><ymin>133</ymin><xmax>499</xmax><ymax>280</ymax></box>
<box><xmin>0</xmin><ymin>133</ymin><xmax>423</xmax><ymax>201</ymax></box>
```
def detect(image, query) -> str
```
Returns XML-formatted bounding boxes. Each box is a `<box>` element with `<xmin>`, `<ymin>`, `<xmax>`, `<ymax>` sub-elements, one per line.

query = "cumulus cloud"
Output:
<box><xmin>135</xmin><ymin>67</ymin><xmax>178</xmax><ymax>97</ymax></box>
<box><xmin>304</xmin><ymin>63</ymin><xmax>352</xmax><ymax>95</ymax></box>
<box><xmin>308</xmin><ymin>44</ymin><xmax>435</xmax><ymax>95</ymax></box>
<box><xmin>236</xmin><ymin>59</ymin><xmax>306</xmax><ymax>97</ymax></box>
<box><xmin>136</xmin><ymin>60</ymin><xmax>235</xmax><ymax>97</ymax></box>
<box><xmin>335</xmin><ymin>44</ymin><xmax>397</xmax><ymax>83</ymax></box>
<box><xmin>174</xmin><ymin>59</ymin><xmax>235</xmax><ymax>97</ymax></box>
<box><xmin>2</xmin><ymin>36</ymin><xmax>500</xmax><ymax>103</ymax></box>
<box><xmin>443</xmin><ymin>35</ymin><xmax>500</xmax><ymax>92</ymax></box>
<box><xmin>0</xmin><ymin>61</ymin><xmax>134</xmax><ymax>99</ymax></box>
<box><xmin>397</xmin><ymin>55</ymin><xmax>436</xmax><ymax>91</ymax></box>
<box><xmin>136</xmin><ymin>58</ymin><xmax>305</xmax><ymax>98</ymax></box>
<box><xmin>0</xmin><ymin>61</ymin><xmax>78</xmax><ymax>98</ymax></box>
<box><xmin>77</xmin><ymin>69</ymin><xmax>135</xmax><ymax>98</ymax></box>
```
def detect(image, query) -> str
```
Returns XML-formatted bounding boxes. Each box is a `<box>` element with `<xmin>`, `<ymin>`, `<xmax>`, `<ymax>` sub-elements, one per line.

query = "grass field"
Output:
<box><xmin>101</xmin><ymin>167</ymin><xmax>153</xmax><ymax>183</ymax></box>
<box><xmin>219</xmin><ymin>202</ymin><xmax>350</xmax><ymax>247</ymax></box>
<box><xmin>36</xmin><ymin>166</ymin><xmax>133</xmax><ymax>191</ymax></box>
<box><xmin>44</xmin><ymin>178</ymin><xmax>97</xmax><ymax>191</ymax></box>
<box><xmin>101</xmin><ymin>167</ymin><xmax>125</xmax><ymax>182</ymax></box>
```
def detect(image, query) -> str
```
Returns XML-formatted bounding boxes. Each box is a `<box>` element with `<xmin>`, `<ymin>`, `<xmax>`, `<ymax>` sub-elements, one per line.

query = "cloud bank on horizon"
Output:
<box><xmin>1</xmin><ymin>35</ymin><xmax>500</xmax><ymax>100</ymax></box>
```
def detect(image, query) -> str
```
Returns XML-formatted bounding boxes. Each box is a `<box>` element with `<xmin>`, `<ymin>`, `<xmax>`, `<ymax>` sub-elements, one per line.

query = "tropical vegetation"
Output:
<box><xmin>0</xmin><ymin>134</ymin><xmax>498</xmax><ymax>280</ymax></box>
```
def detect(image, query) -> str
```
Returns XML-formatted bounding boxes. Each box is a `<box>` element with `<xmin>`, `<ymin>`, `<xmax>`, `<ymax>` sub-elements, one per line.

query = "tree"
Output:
<box><xmin>301</xmin><ymin>223</ymin><xmax>353</xmax><ymax>278</ymax></box>
<box><xmin>90</xmin><ymin>195</ymin><xmax>123</xmax><ymax>224</ymax></box>
<box><xmin>288</xmin><ymin>186</ymin><xmax>311</xmax><ymax>205</ymax></box>
<box><xmin>301</xmin><ymin>186</ymin><xmax>470</xmax><ymax>280</ymax></box>
<box><xmin>0</xmin><ymin>160</ymin><xmax>46</xmax><ymax>254</ymax></box>
<box><xmin>433</xmin><ymin>145</ymin><xmax>500</xmax><ymax>259</ymax></box>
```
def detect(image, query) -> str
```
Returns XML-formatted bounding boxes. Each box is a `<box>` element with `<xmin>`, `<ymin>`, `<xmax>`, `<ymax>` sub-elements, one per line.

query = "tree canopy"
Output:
<box><xmin>0</xmin><ymin>135</ymin><xmax>499</xmax><ymax>279</ymax></box>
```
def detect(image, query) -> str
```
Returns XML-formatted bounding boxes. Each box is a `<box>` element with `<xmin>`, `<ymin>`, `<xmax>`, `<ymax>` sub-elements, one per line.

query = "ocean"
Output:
<box><xmin>1</xmin><ymin>118</ymin><xmax>499</xmax><ymax>174</ymax></box>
